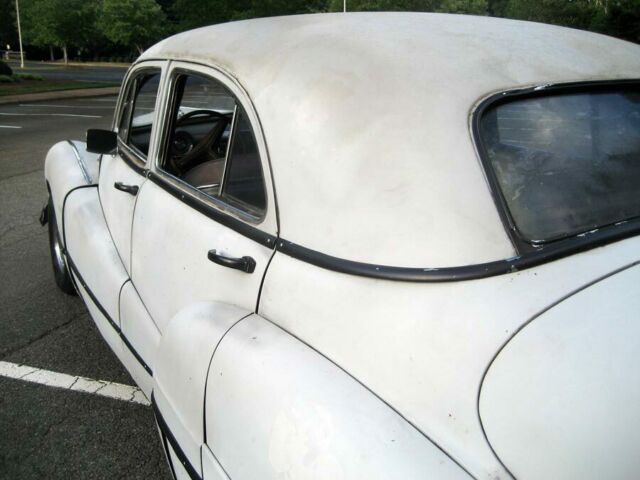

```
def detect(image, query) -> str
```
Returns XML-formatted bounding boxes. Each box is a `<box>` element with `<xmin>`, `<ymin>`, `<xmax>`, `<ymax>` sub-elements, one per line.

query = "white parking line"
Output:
<box><xmin>0</xmin><ymin>125</ymin><xmax>21</xmax><ymax>129</ymax></box>
<box><xmin>0</xmin><ymin>360</ymin><xmax>149</xmax><ymax>406</ymax></box>
<box><xmin>0</xmin><ymin>112</ymin><xmax>101</xmax><ymax>118</ymax></box>
<box><xmin>19</xmin><ymin>103</ymin><xmax>115</xmax><ymax>109</ymax></box>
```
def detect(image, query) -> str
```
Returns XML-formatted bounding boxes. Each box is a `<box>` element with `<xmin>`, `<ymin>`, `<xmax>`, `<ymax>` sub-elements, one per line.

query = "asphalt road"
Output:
<box><xmin>7</xmin><ymin>60</ymin><xmax>128</xmax><ymax>83</ymax></box>
<box><xmin>0</xmin><ymin>97</ymin><xmax>171</xmax><ymax>479</ymax></box>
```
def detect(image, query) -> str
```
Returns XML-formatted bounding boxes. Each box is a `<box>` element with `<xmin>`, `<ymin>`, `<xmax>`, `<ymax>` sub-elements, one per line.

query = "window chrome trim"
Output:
<box><xmin>66</xmin><ymin>140</ymin><xmax>92</xmax><ymax>183</ymax></box>
<box><xmin>117</xmin><ymin>137</ymin><xmax>147</xmax><ymax>175</ymax></box>
<box><xmin>114</xmin><ymin>65</ymin><xmax>164</xmax><ymax>166</ymax></box>
<box><xmin>152</xmin><ymin>65</ymin><xmax>272</xmax><ymax>234</ymax></box>
<box><xmin>148</xmin><ymin>169</ymin><xmax>275</xmax><ymax>248</ymax></box>
<box><xmin>219</xmin><ymin>103</ymin><xmax>238</xmax><ymax>191</ymax></box>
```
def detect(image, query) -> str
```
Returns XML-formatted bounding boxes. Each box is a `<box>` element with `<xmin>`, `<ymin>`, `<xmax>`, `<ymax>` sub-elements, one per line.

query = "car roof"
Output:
<box><xmin>139</xmin><ymin>13</ymin><xmax>640</xmax><ymax>268</ymax></box>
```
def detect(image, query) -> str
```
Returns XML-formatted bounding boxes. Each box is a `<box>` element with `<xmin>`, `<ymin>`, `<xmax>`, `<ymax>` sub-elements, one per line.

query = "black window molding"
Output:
<box><xmin>117</xmin><ymin>138</ymin><xmax>148</xmax><ymax>176</ymax></box>
<box><xmin>472</xmin><ymin>79</ymin><xmax>640</xmax><ymax>256</ymax></box>
<box><xmin>157</xmin><ymin>68</ymin><xmax>268</xmax><ymax>219</ymax></box>
<box><xmin>147</xmin><ymin>170</ymin><xmax>276</xmax><ymax>249</ymax></box>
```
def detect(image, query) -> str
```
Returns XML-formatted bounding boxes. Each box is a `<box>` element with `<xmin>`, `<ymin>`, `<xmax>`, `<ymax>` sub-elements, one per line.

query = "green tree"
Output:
<box><xmin>173</xmin><ymin>0</ymin><xmax>327</xmax><ymax>31</ymax></box>
<box><xmin>0</xmin><ymin>0</ymin><xmax>18</xmax><ymax>53</ymax></box>
<box><xmin>172</xmin><ymin>0</ymin><xmax>247</xmax><ymax>30</ymax></box>
<box><xmin>99</xmin><ymin>0</ymin><xmax>167</xmax><ymax>55</ymax></box>
<box><xmin>22</xmin><ymin>0</ymin><xmax>97</xmax><ymax>63</ymax></box>
<box><xmin>436</xmin><ymin>0</ymin><xmax>488</xmax><ymax>14</ymax></box>
<box><xmin>487</xmin><ymin>0</ymin><xmax>509</xmax><ymax>16</ymax></box>
<box><xmin>591</xmin><ymin>0</ymin><xmax>640</xmax><ymax>43</ymax></box>
<box><xmin>328</xmin><ymin>0</ymin><xmax>439</xmax><ymax>11</ymax></box>
<box><xmin>504</xmin><ymin>0</ymin><xmax>597</xmax><ymax>29</ymax></box>
<box><xmin>327</xmin><ymin>0</ymin><xmax>487</xmax><ymax>13</ymax></box>
<box><xmin>239</xmin><ymin>0</ymin><xmax>328</xmax><ymax>19</ymax></box>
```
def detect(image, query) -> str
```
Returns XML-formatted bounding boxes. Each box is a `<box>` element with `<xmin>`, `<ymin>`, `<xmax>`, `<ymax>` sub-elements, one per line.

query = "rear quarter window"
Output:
<box><xmin>478</xmin><ymin>85</ymin><xmax>640</xmax><ymax>243</ymax></box>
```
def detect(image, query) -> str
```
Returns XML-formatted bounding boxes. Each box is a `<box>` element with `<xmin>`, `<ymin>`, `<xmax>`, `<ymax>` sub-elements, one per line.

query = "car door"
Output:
<box><xmin>130</xmin><ymin>62</ymin><xmax>278</xmax><ymax>334</ymax></box>
<box><xmin>97</xmin><ymin>62</ymin><xmax>165</xmax><ymax>391</ymax></box>
<box><xmin>129</xmin><ymin>64</ymin><xmax>278</xmax><ymax>449</ymax></box>
<box><xmin>64</xmin><ymin>65</ymin><xmax>161</xmax><ymax>364</ymax></box>
<box><xmin>99</xmin><ymin>62</ymin><xmax>164</xmax><ymax>274</ymax></box>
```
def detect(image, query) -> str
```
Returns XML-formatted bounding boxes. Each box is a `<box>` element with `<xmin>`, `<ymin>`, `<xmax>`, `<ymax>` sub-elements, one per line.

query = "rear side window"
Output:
<box><xmin>222</xmin><ymin>107</ymin><xmax>266</xmax><ymax>212</ymax></box>
<box><xmin>479</xmin><ymin>87</ymin><xmax>640</xmax><ymax>243</ymax></box>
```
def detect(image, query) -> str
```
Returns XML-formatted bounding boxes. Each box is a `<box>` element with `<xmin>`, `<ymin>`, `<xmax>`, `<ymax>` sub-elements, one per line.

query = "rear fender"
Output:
<box><xmin>204</xmin><ymin>314</ymin><xmax>471</xmax><ymax>480</ymax></box>
<box><xmin>152</xmin><ymin>302</ymin><xmax>252</xmax><ymax>479</ymax></box>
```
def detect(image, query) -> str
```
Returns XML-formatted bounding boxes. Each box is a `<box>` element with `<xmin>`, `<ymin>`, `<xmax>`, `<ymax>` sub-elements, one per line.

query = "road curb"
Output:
<box><xmin>0</xmin><ymin>86</ymin><xmax>120</xmax><ymax>105</ymax></box>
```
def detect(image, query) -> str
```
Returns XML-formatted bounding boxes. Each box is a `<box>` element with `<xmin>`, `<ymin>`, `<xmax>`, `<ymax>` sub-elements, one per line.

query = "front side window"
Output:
<box><xmin>479</xmin><ymin>86</ymin><xmax>640</xmax><ymax>243</ymax></box>
<box><xmin>119</xmin><ymin>71</ymin><xmax>161</xmax><ymax>160</ymax></box>
<box><xmin>161</xmin><ymin>72</ymin><xmax>266</xmax><ymax>216</ymax></box>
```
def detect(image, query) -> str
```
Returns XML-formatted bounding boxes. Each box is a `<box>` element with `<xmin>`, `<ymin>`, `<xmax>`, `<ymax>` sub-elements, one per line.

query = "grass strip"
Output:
<box><xmin>0</xmin><ymin>80</ymin><xmax>118</xmax><ymax>96</ymax></box>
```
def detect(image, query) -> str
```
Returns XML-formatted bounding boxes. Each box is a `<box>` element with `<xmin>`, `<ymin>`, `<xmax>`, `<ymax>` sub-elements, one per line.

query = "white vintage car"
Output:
<box><xmin>42</xmin><ymin>12</ymin><xmax>640</xmax><ymax>480</ymax></box>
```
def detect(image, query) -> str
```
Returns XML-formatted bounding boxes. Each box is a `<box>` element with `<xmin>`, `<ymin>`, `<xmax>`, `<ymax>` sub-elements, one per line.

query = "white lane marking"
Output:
<box><xmin>0</xmin><ymin>112</ymin><xmax>101</xmax><ymax>118</ymax></box>
<box><xmin>77</xmin><ymin>98</ymin><xmax>117</xmax><ymax>103</ymax></box>
<box><xmin>0</xmin><ymin>360</ymin><xmax>150</xmax><ymax>406</ymax></box>
<box><xmin>19</xmin><ymin>103</ymin><xmax>115</xmax><ymax>109</ymax></box>
<box><xmin>0</xmin><ymin>125</ymin><xmax>22</xmax><ymax>129</ymax></box>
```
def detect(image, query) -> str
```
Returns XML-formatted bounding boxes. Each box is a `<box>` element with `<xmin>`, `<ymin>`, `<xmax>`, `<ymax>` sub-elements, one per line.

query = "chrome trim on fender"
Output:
<box><xmin>66</xmin><ymin>140</ymin><xmax>92</xmax><ymax>183</ymax></box>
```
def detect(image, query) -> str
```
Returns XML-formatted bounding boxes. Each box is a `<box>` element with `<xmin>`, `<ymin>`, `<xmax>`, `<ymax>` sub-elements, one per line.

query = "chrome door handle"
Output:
<box><xmin>114</xmin><ymin>181</ymin><xmax>139</xmax><ymax>196</ymax></box>
<box><xmin>207</xmin><ymin>250</ymin><xmax>256</xmax><ymax>273</ymax></box>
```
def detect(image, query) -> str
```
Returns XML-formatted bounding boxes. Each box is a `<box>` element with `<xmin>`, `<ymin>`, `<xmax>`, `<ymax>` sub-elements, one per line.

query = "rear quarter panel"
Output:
<box><xmin>258</xmin><ymin>235</ymin><xmax>640</xmax><ymax>478</ymax></box>
<box><xmin>205</xmin><ymin>314</ymin><xmax>471</xmax><ymax>480</ymax></box>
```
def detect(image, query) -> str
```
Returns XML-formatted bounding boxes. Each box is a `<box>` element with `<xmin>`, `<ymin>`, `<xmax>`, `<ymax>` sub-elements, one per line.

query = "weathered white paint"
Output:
<box><xmin>260</xmin><ymin>235</ymin><xmax>640</xmax><ymax>478</ymax></box>
<box><xmin>42</xmin><ymin>13</ymin><xmax>640</xmax><ymax>480</ymax></box>
<box><xmin>153</xmin><ymin>302</ymin><xmax>252</xmax><ymax>479</ymax></box>
<box><xmin>140</xmin><ymin>13</ymin><xmax>640</xmax><ymax>268</ymax></box>
<box><xmin>480</xmin><ymin>263</ymin><xmax>640</xmax><ymax>480</ymax></box>
<box><xmin>98</xmin><ymin>153</ymin><xmax>146</xmax><ymax>273</ymax></box>
<box><xmin>44</xmin><ymin>140</ymin><xmax>99</xmax><ymax>237</ymax></box>
<box><xmin>206</xmin><ymin>315</ymin><xmax>471</xmax><ymax>479</ymax></box>
<box><xmin>119</xmin><ymin>280</ymin><xmax>160</xmax><ymax>396</ymax></box>
<box><xmin>130</xmin><ymin>179</ymin><xmax>274</xmax><ymax>333</ymax></box>
<box><xmin>64</xmin><ymin>187</ymin><xmax>128</xmax><ymax>325</ymax></box>
<box><xmin>0</xmin><ymin>361</ymin><xmax>149</xmax><ymax>405</ymax></box>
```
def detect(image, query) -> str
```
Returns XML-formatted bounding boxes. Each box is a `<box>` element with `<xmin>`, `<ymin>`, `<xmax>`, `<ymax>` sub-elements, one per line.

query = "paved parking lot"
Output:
<box><xmin>0</xmin><ymin>96</ymin><xmax>171</xmax><ymax>479</ymax></box>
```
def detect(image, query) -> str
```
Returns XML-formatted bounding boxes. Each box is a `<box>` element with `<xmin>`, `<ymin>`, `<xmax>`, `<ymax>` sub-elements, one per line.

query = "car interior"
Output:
<box><xmin>117</xmin><ymin>70</ymin><xmax>267</xmax><ymax>216</ymax></box>
<box><xmin>161</xmin><ymin>73</ymin><xmax>267</xmax><ymax>213</ymax></box>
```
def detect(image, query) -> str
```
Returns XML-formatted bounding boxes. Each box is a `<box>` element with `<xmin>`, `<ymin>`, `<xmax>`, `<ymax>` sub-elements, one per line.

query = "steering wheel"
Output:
<box><xmin>176</xmin><ymin>109</ymin><xmax>226</xmax><ymax>125</ymax></box>
<box><xmin>170</xmin><ymin>110</ymin><xmax>230</xmax><ymax>173</ymax></box>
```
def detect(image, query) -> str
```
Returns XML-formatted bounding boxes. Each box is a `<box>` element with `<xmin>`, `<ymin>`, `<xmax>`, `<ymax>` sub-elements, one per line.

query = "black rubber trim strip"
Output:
<box><xmin>161</xmin><ymin>432</ymin><xmax>178</xmax><ymax>480</ymax></box>
<box><xmin>276</xmin><ymin>219</ymin><xmax>640</xmax><ymax>282</ymax></box>
<box><xmin>61</xmin><ymin>184</ymin><xmax>98</xmax><ymax>250</ymax></box>
<box><xmin>61</xmin><ymin>185</ymin><xmax>152</xmax><ymax>375</ymax></box>
<box><xmin>66</xmin><ymin>254</ymin><xmax>153</xmax><ymax>376</ymax></box>
<box><xmin>472</xmin><ymin>79</ymin><xmax>640</xmax><ymax>255</ymax></box>
<box><xmin>152</xmin><ymin>393</ymin><xmax>202</xmax><ymax>480</ymax></box>
<box><xmin>148</xmin><ymin>170</ymin><xmax>276</xmax><ymax>248</ymax></box>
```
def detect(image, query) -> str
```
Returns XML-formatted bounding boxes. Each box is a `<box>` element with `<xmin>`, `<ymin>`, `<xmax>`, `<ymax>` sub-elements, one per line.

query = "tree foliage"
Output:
<box><xmin>0</xmin><ymin>0</ymin><xmax>18</xmax><ymax>50</ymax></box>
<box><xmin>21</xmin><ymin>0</ymin><xmax>98</xmax><ymax>62</ymax></box>
<box><xmin>7</xmin><ymin>0</ymin><xmax>640</xmax><ymax>61</ymax></box>
<box><xmin>172</xmin><ymin>0</ymin><xmax>327</xmax><ymax>30</ymax></box>
<box><xmin>98</xmin><ymin>0</ymin><xmax>167</xmax><ymax>54</ymax></box>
